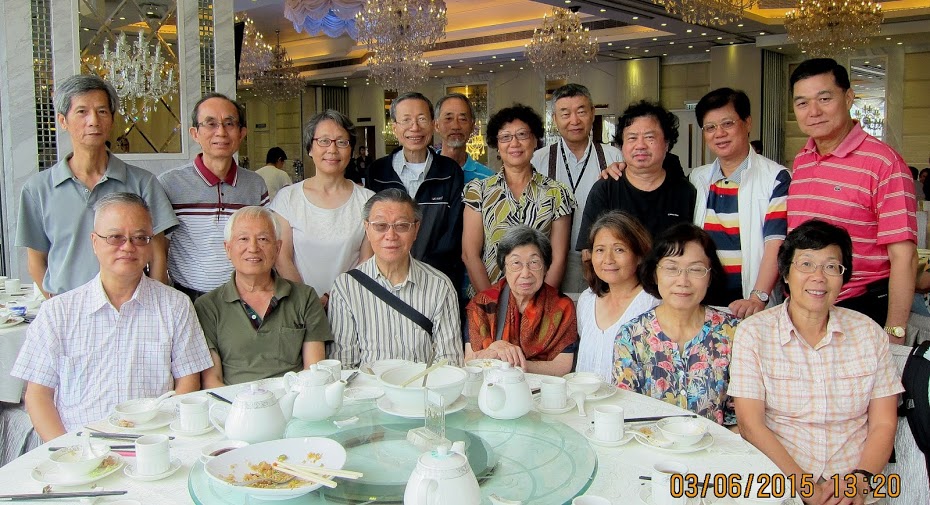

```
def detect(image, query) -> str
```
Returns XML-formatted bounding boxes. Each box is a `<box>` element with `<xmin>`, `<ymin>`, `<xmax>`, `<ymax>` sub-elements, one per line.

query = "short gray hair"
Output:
<box><xmin>191</xmin><ymin>93</ymin><xmax>246</xmax><ymax>129</ymax></box>
<box><xmin>54</xmin><ymin>74</ymin><xmax>119</xmax><ymax>116</ymax></box>
<box><xmin>434</xmin><ymin>93</ymin><xmax>475</xmax><ymax>121</ymax></box>
<box><xmin>496</xmin><ymin>225</ymin><xmax>552</xmax><ymax>272</ymax></box>
<box><xmin>549</xmin><ymin>83</ymin><xmax>593</xmax><ymax>110</ymax></box>
<box><xmin>363</xmin><ymin>188</ymin><xmax>422</xmax><ymax>222</ymax></box>
<box><xmin>224</xmin><ymin>206</ymin><xmax>281</xmax><ymax>241</ymax></box>
<box><xmin>390</xmin><ymin>92</ymin><xmax>434</xmax><ymax>122</ymax></box>
<box><xmin>92</xmin><ymin>192</ymin><xmax>150</xmax><ymax>227</ymax></box>
<box><xmin>303</xmin><ymin>109</ymin><xmax>357</xmax><ymax>153</ymax></box>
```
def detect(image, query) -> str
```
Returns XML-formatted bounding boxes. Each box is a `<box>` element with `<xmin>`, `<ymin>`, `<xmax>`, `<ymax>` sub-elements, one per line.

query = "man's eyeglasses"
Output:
<box><xmin>313</xmin><ymin>137</ymin><xmax>352</xmax><ymax>149</ymax></box>
<box><xmin>196</xmin><ymin>119</ymin><xmax>241</xmax><ymax>131</ymax></box>
<box><xmin>505</xmin><ymin>259</ymin><xmax>545</xmax><ymax>273</ymax></box>
<box><xmin>94</xmin><ymin>233</ymin><xmax>153</xmax><ymax>246</ymax></box>
<box><xmin>701</xmin><ymin>119</ymin><xmax>739</xmax><ymax>134</ymax></box>
<box><xmin>394</xmin><ymin>117</ymin><xmax>431</xmax><ymax>128</ymax></box>
<box><xmin>792</xmin><ymin>260</ymin><xmax>846</xmax><ymax>276</ymax></box>
<box><xmin>657</xmin><ymin>264</ymin><xmax>711</xmax><ymax>278</ymax></box>
<box><xmin>367</xmin><ymin>221</ymin><xmax>418</xmax><ymax>233</ymax></box>
<box><xmin>497</xmin><ymin>131</ymin><xmax>533</xmax><ymax>144</ymax></box>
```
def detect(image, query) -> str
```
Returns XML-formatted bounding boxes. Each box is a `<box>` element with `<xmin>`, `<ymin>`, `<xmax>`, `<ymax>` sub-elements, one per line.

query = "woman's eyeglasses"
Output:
<box><xmin>313</xmin><ymin>138</ymin><xmax>351</xmax><ymax>149</ymax></box>
<box><xmin>657</xmin><ymin>264</ymin><xmax>711</xmax><ymax>278</ymax></box>
<box><xmin>792</xmin><ymin>260</ymin><xmax>846</xmax><ymax>276</ymax></box>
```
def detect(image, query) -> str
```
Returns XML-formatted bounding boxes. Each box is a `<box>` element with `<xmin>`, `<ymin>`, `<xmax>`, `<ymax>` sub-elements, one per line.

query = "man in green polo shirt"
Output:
<box><xmin>195</xmin><ymin>206</ymin><xmax>331</xmax><ymax>387</ymax></box>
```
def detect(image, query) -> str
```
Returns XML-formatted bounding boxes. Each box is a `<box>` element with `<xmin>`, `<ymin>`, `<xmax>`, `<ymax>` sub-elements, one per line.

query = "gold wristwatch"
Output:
<box><xmin>884</xmin><ymin>325</ymin><xmax>905</xmax><ymax>338</ymax></box>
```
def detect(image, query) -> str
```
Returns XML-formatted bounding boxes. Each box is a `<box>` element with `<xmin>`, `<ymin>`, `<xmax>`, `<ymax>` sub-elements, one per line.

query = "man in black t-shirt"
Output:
<box><xmin>576</xmin><ymin>100</ymin><xmax>696</xmax><ymax>250</ymax></box>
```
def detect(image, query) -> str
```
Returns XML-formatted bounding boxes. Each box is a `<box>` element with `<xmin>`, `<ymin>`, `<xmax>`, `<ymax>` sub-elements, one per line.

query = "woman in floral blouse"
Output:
<box><xmin>613</xmin><ymin>223</ymin><xmax>740</xmax><ymax>425</ymax></box>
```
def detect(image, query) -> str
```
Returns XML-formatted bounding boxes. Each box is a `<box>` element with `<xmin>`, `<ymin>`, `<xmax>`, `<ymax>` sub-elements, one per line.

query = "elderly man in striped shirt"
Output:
<box><xmin>787</xmin><ymin>58</ymin><xmax>917</xmax><ymax>344</ymax></box>
<box><xmin>328</xmin><ymin>189</ymin><xmax>464</xmax><ymax>368</ymax></box>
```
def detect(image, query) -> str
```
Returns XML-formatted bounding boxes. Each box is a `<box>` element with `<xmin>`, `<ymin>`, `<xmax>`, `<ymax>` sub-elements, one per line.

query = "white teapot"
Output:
<box><xmin>279</xmin><ymin>364</ymin><xmax>345</xmax><ymax>422</ymax></box>
<box><xmin>210</xmin><ymin>383</ymin><xmax>289</xmax><ymax>443</ymax></box>
<box><xmin>404</xmin><ymin>442</ymin><xmax>480</xmax><ymax>505</ymax></box>
<box><xmin>478</xmin><ymin>363</ymin><xmax>533</xmax><ymax>420</ymax></box>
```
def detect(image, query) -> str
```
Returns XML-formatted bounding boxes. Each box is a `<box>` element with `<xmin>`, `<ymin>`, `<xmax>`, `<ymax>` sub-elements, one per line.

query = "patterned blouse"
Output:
<box><xmin>613</xmin><ymin>307</ymin><xmax>739</xmax><ymax>425</ymax></box>
<box><xmin>463</xmin><ymin>170</ymin><xmax>576</xmax><ymax>294</ymax></box>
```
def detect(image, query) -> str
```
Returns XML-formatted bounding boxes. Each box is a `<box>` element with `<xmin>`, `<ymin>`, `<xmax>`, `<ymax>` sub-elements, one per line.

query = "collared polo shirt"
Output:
<box><xmin>787</xmin><ymin>122</ymin><xmax>917</xmax><ymax>300</ymax></box>
<box><xmin>437</xmin><ymin>148</ymin><xmax>495</xmax><ymax>184</ymax></box>
<box><xmin>158</xmin><ymin>154</ymin><xmax>269</xmax><ymax>293</ymax></box>
<box><xmin>194</xmin><ymin>273</ymin><xmax>332</xmax><ymax>385</ymax></box>
<box><xmin>729</xmin><ymin>302</ymin><xmax>903</xmax><ymax>480</ymax></box>
<box><xmin>15</xmin><ymin>153</ymin><xmax>178</xmax><ymax>295</ymax></box>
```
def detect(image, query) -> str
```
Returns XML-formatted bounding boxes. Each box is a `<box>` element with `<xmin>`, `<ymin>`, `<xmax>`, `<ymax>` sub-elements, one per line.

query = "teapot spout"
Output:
<box><xmin>485</xmin><ymin>383</ymin><xmax>506</xmax><ymax>412</ymax></box>
<box><xmin>325</xmin><ymin>380</ymin><xmax>346</xmax><ymax>410</ymax></box>
<box><xmin>278</xmin><ymin>391</ymin><xmax>296</xmax><ymax>421</ymax></box>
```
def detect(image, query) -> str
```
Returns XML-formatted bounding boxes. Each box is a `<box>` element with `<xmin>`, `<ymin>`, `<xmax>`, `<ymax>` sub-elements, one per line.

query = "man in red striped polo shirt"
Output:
<box><xmin>787</xmin><ymin>58</ymin><xmax>917</xmax><ymax>344</ymax></box>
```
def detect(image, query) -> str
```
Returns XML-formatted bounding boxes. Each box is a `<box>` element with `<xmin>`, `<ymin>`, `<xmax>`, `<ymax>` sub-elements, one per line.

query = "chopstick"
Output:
<box><xmin>275</xmin><ymin>461</ymin><xmax>363</xmax><ymax>479</ymax></box>
<box><xmin>400</xmin><ymin>358</ymin><xmax>449</xmax><ymax>387</ymax></box>
<box><xmin>0</xmin><ymin>490</ymin><xmax>128</xmax><ymax>501</ymax></box>
<box><xmin>49</xmin><ymin>445</ymin><xmax>134</xmax><ymax>451</ymax></box>
<box><xmin>624</xmin><ymin>414</ymin><xmax>698</xmax><ymax>423</ymax></box>
<box><xmin>272</xmin><ymin>462</ymin><xmax>338</xmax><ymax>488</ymax></box>
<box><xmin>208</xmin><ymin>392</ymin><xmax>233</xmax><ymax>404</ymax></box>
<box><xmin>79</xmin><ymin>431</ymin><xmax>174</xmax><ymax>441</ymax></box>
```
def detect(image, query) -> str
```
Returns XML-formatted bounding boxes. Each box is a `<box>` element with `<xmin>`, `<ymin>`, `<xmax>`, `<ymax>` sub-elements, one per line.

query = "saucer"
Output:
<box><xmin>344</xmin><ymin>386</ymin><xmax>384</xmax><ymax>401</ymax></box>
<box><xmin>583</xmin><ymin>427</ymin><xmax>635</xmax><ymax>447</ymax></box>
<box><xmin>586</xmin><ymin>383</ymin><xmax>619</xmax><ymax>401</ymax></box>
<box><xmin>107</xmin><ymin>409</ymin><xmax>174</xmax><ymax>431</ymax></box>
<box><xmin>124</xmin><ymin>458</ymin><xmax>182</xmax><ymax>481</ymax></box>
<box><xmin>638</xmin><ymin>484</ymin><xmax>701</xmax><ymax>504</ymax></box>
<box><xmin>31</xmin><ymin>453</ymin><xmax>123</xmax><ymax>486</ymax></box>
<box><xmin>0</xmin><ymin>316</ymin><xmax>25</xmax><ymax>329</ymax></box>
<box><xmin>376</xmin><ymin>395</ymin><xmax>467</xmax><ymax>418</ymax></box>
<box><xmin>632</xmin><ymin>427</ymin><xmax>714</xmax><ymax>454</ymax></box>
<box><xmin>533</xmin><ymin>396</ymin><xmax>577</xmax><ymax>415</ymax></box>
<box><xmin>169</xmin><ymin>419</ymin><xmax>214</xmax><ymax>436</ymax></box>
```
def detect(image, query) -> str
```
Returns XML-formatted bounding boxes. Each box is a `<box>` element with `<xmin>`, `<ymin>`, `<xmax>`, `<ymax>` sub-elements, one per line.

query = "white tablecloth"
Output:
<box><xmin>0</xmin><ymin>322</ymin><xmax>29</xmax><ymax>403</ymax></box>
<box><xmin>0</xmin><ymin>372</ymin><xmax>793</xmax><ymax>504</ymax></box>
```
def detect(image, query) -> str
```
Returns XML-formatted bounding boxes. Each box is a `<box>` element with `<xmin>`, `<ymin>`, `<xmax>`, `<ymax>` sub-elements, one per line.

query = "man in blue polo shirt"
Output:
<box><xmin>16</xmin><ymin>74</ymin><xmax>177</xmax><ymax>298</ymax></box>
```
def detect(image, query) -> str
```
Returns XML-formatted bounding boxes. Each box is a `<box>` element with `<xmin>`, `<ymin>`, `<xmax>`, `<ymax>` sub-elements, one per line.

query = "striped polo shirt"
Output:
<box><xmin>158</xmin><ymin>155</ymin><xmax>269</xmax><ymax>293</ymax></box>
<box><xmin>703</xmin><ymin>156</ymin><xmax>790</xmax><ymax>299</ymax></box>
<box><xmin>787</xmin><ymin>122</ymin><xmax>917</xmax><ymax>300</ymax></box>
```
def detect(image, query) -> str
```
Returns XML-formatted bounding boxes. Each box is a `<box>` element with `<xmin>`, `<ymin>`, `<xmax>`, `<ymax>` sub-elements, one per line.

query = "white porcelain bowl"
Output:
<box><xmin>565</xmin><ymin>373</ymin><xmax>602</xmax><ymax>395</ymax></box>
<box><xmin>656</xmin><ymin>417</ymin><xmax>707</xmax><ymax>446</ymax></box>
<box><xmin>204</xmin><ymin>437</ymin><xmax>346</xmax><ymax>501</ymax></box>
<box><xmin>367</xmin><ymin>359</ymin><xmax>414</xmax><ymax>377</ymax></box>
<box><xmin>49</xmin><ymin>442</ymin><xmax>109</xmax><ymax>478</ymax></box>
<box><xmin>113</xmin><ymin>399</ymin><xmax>160</xmax><ymax>424</ymax></box>
<box><xmin>199</xmin><ymin>440</ymin><xmax>250</xmax><ymax>464</ymax></box>
<box><xmin>379</xmin><ymin>364</ymin><xmax>466</xmax><ymax>411</ymax></box>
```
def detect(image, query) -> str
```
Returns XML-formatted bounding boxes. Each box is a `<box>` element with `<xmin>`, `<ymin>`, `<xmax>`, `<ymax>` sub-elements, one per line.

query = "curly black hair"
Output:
<box><xmin>486</xmin><ymin>104</ymin><xmax>545</xmax><ymax>150</ymax></box>
<box><xmin>616</xmin><ymin>100</ymin><xmax>680</xmax><ymax>150</ymax></box>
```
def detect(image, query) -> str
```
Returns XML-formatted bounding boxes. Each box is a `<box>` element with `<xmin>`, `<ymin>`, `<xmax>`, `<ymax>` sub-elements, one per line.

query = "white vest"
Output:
<box><xmin>690</xmin><ymin>150</ymin><xmax>790</xmax><ymax>298</ymax></box>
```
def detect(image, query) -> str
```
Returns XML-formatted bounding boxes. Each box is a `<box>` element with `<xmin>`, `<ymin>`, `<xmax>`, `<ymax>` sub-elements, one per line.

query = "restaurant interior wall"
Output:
<box><xmin>902</xmin><ymin>51</ymin><xmax>930</xmax><ymax>166</ymax></box>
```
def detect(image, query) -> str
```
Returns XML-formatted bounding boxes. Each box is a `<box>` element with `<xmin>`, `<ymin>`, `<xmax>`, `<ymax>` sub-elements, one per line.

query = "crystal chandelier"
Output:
<box><xmin>356</xmin><ymin>0</ymin><xmax>448</xmax><ymax>91</ymax></box>
<box><xmin>466</xmin><ymin>120</ymin><xmax>486</xmax><ymax>160</ymax></box>
<box><xmin>785</xmin><ymin>0</ymin><xmax>883</xmax><ymax>57</ymax></box>
<box><xmin>252</xmin><ymin>30</ymin><xmax>305</xmax><ymax>102</ymax></box>
<box><xmin>99</xmin><ymin>31</ymin><xmax>177</xmax><ymax>122</ymax></box>
<box><xmin>525</xmin><ymin>8</ymin><xmax>598</xmax><ymax>80</ymax></box>
<box><xmin>852</xmin><ymin>101</ymin><xmax>884</xmax><ymax>136</ymax></box>
<box><xmin>653</xmin><ymin>0</ymin><xmax>757</xmax><ymax>25</ymax></box>
<box><xmin>236</xmin><ymin>15</ymin><xmax>272</xmax><ymax>87</ymax></box>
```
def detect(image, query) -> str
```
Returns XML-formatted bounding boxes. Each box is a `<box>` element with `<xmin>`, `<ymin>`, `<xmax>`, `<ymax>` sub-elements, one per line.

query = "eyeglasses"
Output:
<box><xmin>196</xmin><ymin>119</ymin><xmax>241</xmax><ymax>131</ymax></box>
<box><xmin>701</xmin><ymin>119</ymin><xmax>739</xmax><ymax>134</ymax></box>
<box><xmin>792</xmin><ymin>260</ymin><xmax>846</xmax><ymax>276</ymax></box>
<box><xmin>657</xmin><ymin>264</ymin><xmax>711</xmax><ymax>278</ymax></box>
<box><xmin>505</xmin><ymin>259</ymin><xmax>545</xmax><ymax>273</ymax></box>
<box><xmin>497</xmin><ymin>131</ymin><xmax>533</xmax><ymax>144</ymax></box>
<box><xmin>394</xmin><ymin>117</ymin><xmax>431</xmax><ymax>128</ymax></box>
<box><xmin>367</xmin><ymin>221</ymin><xmax>418</xmax><ymax>233</ymax></box>
<box><xmin>313</xmin><ymin>137</ymin><xmax>351</xmax><ymax>149</ymax></box>
<box><xmin>94</xmin><ymin>233</ymin><xmax>153</xmax><ymax>246</ymax></box>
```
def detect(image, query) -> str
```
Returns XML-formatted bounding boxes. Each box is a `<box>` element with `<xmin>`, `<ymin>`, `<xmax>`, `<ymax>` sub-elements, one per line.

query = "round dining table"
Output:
<box><xmin>0</xmin><ymin>371</ymin><xmax>789</xmax><ymax>504</ymax></box>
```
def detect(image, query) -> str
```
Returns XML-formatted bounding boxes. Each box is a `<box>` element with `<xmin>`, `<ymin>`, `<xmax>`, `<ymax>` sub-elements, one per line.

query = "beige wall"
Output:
<box><xmin>710</xmin><ymin>45</ymin><xmax>763</xmax><ymax>141</ymax></box>
<box><xmin>903</xmin><ymin>51</ymin><xmax>930</xmax><ymax>167</ymax></box>
<box><xmin>660</xmin><ymin>61</ymin><xmax>709</xmax><ymax>111</ymax></box>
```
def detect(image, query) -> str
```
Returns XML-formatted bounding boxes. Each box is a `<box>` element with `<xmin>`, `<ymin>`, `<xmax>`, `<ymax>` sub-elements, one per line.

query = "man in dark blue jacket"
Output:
<box><xmin>367</xmin><ymin>92</ymin><xmax>465</xmax><ymax>291</ymax></box>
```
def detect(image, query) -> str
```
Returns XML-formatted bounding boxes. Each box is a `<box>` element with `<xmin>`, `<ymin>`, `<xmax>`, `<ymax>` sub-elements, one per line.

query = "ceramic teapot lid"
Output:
<box><xmin>234</xmin><ymin>383</ymin><xmax>278</xmax><ymax>409</ymax></box>
<box><xmin>486</xmin><ymin>362</ymin><xmax>525</xmax><ymax>384</ymax></box>
<box><xmin>301</xmin><ymin>364</ymin><xmax>336</xmax><ymax>385</ymax></box>
<box><xmin>417</xmin><ymin>443</ymin><xmax>468</xmax><ymax>472</ymax></box>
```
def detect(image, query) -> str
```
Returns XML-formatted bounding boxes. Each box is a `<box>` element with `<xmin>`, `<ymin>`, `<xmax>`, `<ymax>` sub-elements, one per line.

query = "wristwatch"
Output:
<box><xmin>749</xmin><ymin>290</ymin><xmax>769</xmax><ymax>303</ymax></box>
<box><xmin>884</xmin><ymin>325</ymin><xmax>905</xmax><ymax>338</ymax></box>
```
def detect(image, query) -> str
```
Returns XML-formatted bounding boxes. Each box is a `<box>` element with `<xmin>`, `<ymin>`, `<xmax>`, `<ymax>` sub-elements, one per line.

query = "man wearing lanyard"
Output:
<box><xmin>531</xmin><ymin>83</ymin><xmax>622</xmax><ymax>293</ymax></box>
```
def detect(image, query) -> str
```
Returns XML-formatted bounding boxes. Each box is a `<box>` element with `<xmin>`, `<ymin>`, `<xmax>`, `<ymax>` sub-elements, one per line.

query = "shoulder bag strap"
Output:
<box><xmin>346</xmin><ymin>269</ymin><xmax>434</xmax><ymax>337</ymax></box>
<box><xmin>548</xmin><ymin>144</ymin><xmax>559</xmax><ymax>179</ymax></box>
<box><xmin>593</xmin><ymin>142</ymin><xmax>607</xmax><ymax>171</ymax></box>
<box><xmin>494</xmin><ymin>284</ymin><xmax>510</xmax><ymax>341</ymax></box>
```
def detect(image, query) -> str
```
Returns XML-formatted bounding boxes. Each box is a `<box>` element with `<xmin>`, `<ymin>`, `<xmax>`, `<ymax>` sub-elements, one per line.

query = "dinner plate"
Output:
<box><xmin>107</xmin><ymin>409</ymin><xmax>175</xmax><ymax>431</ymax></box>
<box><xmin>31</xmin><ymin>453</ymin><xmax>124</xmax><ymax>486</ymax></box>
<box><xmin>583</xmin><ymin>427</ymin><xmax>635</xmax><ymax>447</ymax></box>
<box><xmin>376</xmin><ymin>394</ymin><xmax>467</xmax><ymax>419</ymax></box>
<box><xmin>124</xmin><ymin>458</ymin><xmax>182</xmax><ymax>481</ymax></box>
<box><xmin>533</xmin><ymin>396</ymin><xmax>577</xmax><ymax>415</ymax></box>
<box><xmin>638</xmin><ymin>484</ymin><xmax>701</xmax><ymax>505</ymax></box>
<box><xmin>632</xmin><ymin>427</ymin><xmax>714</xmax><ymax>454</ymax></box>
<box><xmin>169</xmin><ymin>419</ymin><xmax>214</xmax><ymax>437</ymax></box>
<box><xmin>0</xmin><ymin>316</ymin><xmax>25</xmax><ymax>329</ymax></box>
<box><xmin>344</xmin><ymin>386</ymin><xmax>384</xmax><ymax>401</ymax></box>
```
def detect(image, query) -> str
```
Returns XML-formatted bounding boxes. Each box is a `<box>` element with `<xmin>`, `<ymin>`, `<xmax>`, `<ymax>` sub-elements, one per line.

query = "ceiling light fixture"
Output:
<box><xmin>525</xmin><ymin>6</ymin><xmax>598</xmax><ymax>79</ymax></box>
<box><xmin>236</xmin><ymin>14</ymin><xmax>272</xmax><ymax>88</ymax></box>
<box><xmin>252</xmin><ymin>30</ymin><xmax>304</xmax><ymax>102</ymax></box>
<box><xmin>99</xmin><ymin>31</ymin><xmax>177</xmax><ymax>121</ymax></box>
<box><xmin>653</xmin><ymin>0</ymin><xmax>756</xmax><ymax>25</ymax></box>
<box><xmin>785</xmin><ymin>0</ymin><xmax>882</xmax><ymax>57</ymax></box>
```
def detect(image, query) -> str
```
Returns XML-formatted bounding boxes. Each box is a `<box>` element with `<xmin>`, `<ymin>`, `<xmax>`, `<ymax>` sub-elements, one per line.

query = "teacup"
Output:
<box><xmin>652</xmin><ymin>461</ymin><xmax>688</xmax><ymax>505</ymax></box>
<box><xmin>178</xmin><ymin>396</ymin><xmax>210</xmax><ymax>431</ymax></box>
<box><xmin>463</xmin><ymin>366</ymin><xmax>483</xmax><ymax>397</ymax></box>
<box><xmin>317</xmin><ymin>359</ymin><xmax>342</xmax><ymax>380</ymax></box>
<box><xmin>593</xmin><ymin>405</ymin><xmax>624</xmax><ymax>442</ymax></box>
<box><xmin>135</xmin><ymin>434</ymin><xmax>170</xmax><ymax>476</ymax></box>
<box><xmin>4</xmin><ymin>279</ymin><xmax>21</xmax><ymax>293</ymax></box>
<box><xmin>540</xmin><ymin>376</ymin><xmax>568</xmax><ymax>410</ymax></box>
<box><xmin>657</xmin><ymin>418</ymin><xmax>707</xmax><ymax>446</ymax></box>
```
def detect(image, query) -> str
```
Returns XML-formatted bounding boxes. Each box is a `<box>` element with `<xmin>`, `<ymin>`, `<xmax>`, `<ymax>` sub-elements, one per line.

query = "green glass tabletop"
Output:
<box><xmin>188</xmin><ymin>401</ymin><xmax>597</xmax><ymax>504</ymax></box>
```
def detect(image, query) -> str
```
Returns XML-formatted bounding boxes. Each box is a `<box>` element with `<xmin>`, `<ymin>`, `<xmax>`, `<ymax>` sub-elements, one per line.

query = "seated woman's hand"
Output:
<box><xmin>728</xmin><ymin>297</ymin><xmax>765</xmax><ymax>319</ymax></box>
<box><xmin>486</xmin><ymin>340</ymin><xmax>528</xmax><ymax>370</ymax></box>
